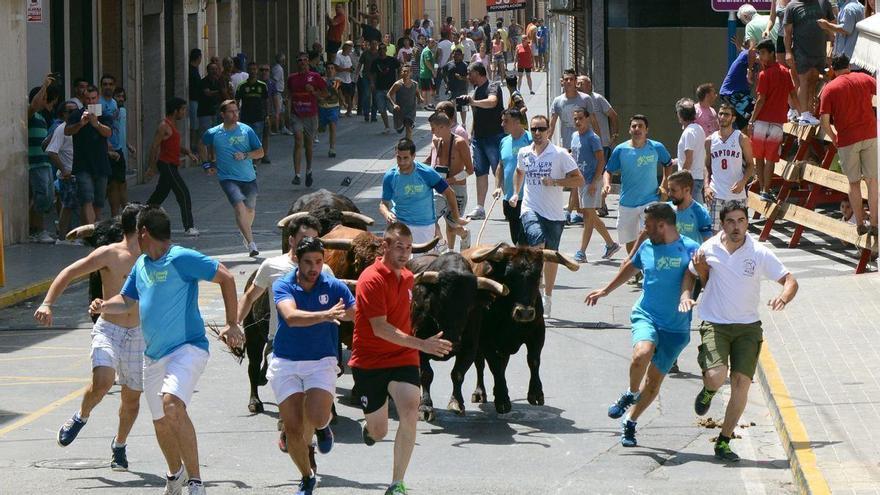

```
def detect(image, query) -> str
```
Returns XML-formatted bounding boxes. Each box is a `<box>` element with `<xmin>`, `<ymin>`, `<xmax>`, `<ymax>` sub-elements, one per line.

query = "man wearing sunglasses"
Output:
<box><xmin>510</xmin><ymin>115</ymin><xmax>584</xmax><ymax>318</ymax></box>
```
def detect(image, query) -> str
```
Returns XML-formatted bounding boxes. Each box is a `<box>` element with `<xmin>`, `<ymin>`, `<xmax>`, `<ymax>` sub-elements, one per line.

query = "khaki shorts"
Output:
<box><xmin>292</xmin><ymin>114</ymin><xmax>317</xmax><ymax>139</ymax></box>
<box><xmin>838</xmin><ymin>138</ymin><xmax>878</xmax><ymax>183</ymax></box>
<box><xmin>697</xmin><ymin>320</ymin><xmax>763</xmax><ymax>379</ymax></box>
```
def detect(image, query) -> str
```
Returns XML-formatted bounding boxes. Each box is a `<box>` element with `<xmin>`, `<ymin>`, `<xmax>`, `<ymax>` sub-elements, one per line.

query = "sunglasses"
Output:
<box><xmin>530</xmin><ymin>126</ymin><xmax>548</xmax><ymax>132</ymax></box>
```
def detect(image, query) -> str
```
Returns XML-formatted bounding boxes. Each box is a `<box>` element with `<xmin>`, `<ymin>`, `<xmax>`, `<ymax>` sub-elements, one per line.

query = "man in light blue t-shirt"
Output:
<box><xmin>201</xmin><ymin>99</ymin><xmax>264</xmax><ymax>257</ymax></box>
<box><xmin>493</xmin><ymin>108</ymin><xmax>532</xmax><ymax>244</ymax></box>
<box><xmin>91</xmin><ymin>207</ymin><xmax>243</xmax><ymax>494</ymax></box>
<box><xmin>585</xmin><ymin>203</ymin><xmax>699</xmax><ymax>448</ymax></box>
<box><xmin>604</xmin><ymin>114</ymin><xmax>673</xmax><ymax>254</ymax></box>
<box><xmin>380</xmin><ymin>138</ymin><xmax>467</xmax><ymax>248</ymax></box>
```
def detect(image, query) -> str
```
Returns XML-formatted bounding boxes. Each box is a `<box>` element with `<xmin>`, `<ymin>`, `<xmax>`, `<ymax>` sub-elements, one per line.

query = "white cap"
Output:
<box><xmin>737</xmin><ymin>4</ymin><xmax>757</xmax><ymax>24</ymax></box>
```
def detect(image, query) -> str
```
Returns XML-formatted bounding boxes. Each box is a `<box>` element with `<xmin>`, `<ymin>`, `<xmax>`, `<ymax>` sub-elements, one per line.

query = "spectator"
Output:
<box><xmin>360</xmin><ymin>14</ymin><xmax>382</xmax><ymax>44</ymax></box>
<box><xmin>818</xmin><ymin>0</ymin><xmax>865</xmax><ymax>61</ymax></box>
<box><xmin>764</xmin><ymin>0</ymin><xmax>791</xmax><ymax>65</ymax></box>
<box><xmin>491</xmin><ymin>32</ymin><xmax>506</xmax><ymax>81</ymax></box>
<box><xmin>819</xmin><ymin>55</ymin><xmax>878</xmax><ymax>236</ymax></box>
<box><xmin>379</xmin><ymin>138</ymin><xmax>467</xmax><ymax>248</ymax></box>
<box><xmin>201</xmin><ymin>99</ymin><xmax>264</xmax><ymax>257</ymax></box>
<box><xmin>441</xmin><ymin>16</ymin><xmax>456</xmax><ymax>40</ymax></box>
<box><xmin>419</xmin><ymin>38</ymin><xmax>437</xmax><ymax>109</ymax></box>
<box><xmin>356</xmin><ymin>40</ymin><xmax>381</xmax><ymax>121</ymax></box>
<box><xmin>739</xmin><ymin>3</ymin><xmax>778</xmax><ymax>48</ymax></box>
<box><xmin>65</xmin><ymin>84</ymin><xmax>112</xmax><ymax>226</ymax></box>
<box><xmin>257</xmin><ymin>64</ymin><xmax>274</xmax><ymax>163</ymax></box>
<box><xmin>749</xmin><ymin>39</ymin><xmax>799</xmax><ymax>202</ymax></box>
<box><xmin>510</xmin><ymin>114</ymin><xmax>584</xmax><ymax>317</ymax></box>
<box><xmin>188</xmin><ymin>48</ymin><xmax>203</xmax><ymax>150</ymax></box>
<box><xmin>228</xmin><ymin>57</ymin><xmax>248</xmax><ymax>93</ymax></box>
<box><xmin>198</xmin><ymin>63</ymin><xmax>224</xmax><ymax>136</ymax></box>
<box><xmin>70</xmin><ymin>77</ymin><xmax>89</xmax><ymax>109</ymax></box>
<box><xmin>46</xmin><ymin>100</ymin><xmax>78</xmax><ymax>242</ymax></box>
<box><xmin>383</xmin><ymin>33</ymin><xmax>397</xmax><ymax>58</ymax></box>
<box><xmin>308</xmin><ymin>48</ymin><xmax>326</xmax><ymax>77</ymax></box>
<box><xmin>335</xmin><ymin>42</ymin><xmax>357</xmax><ymax>117</ymax></box>
<box><xmin>436</xmin><ymin>31</ymin><xmax>455</xmax><ymax>97</ymax></box>
<box><xmin>496</xmin><ymin>19</ymin><xmax>510</xmax><ymax>59</ymax></box>
<box><xmin>674</xmin><ymin>98</ymin><xmax>708</xmax><ymax>204</ymax></box>
<box><xmin>370</xmin><ymin>43</ymin><xmax>401</xmax><ymax>134</ymax></box>
<box><xmin>271</xmin><ymin>53</ymin><xmax>293</xmax><ymax>135</ymax></box>
<box><xmin>515</xmin><ymin>38</ymin><xmax>535</xmax><ymax>94</ymax></box>
<box><xmin>472</xmin><ymin>44</ymin><xmax>491</xmax><ymax>80</ymax></box>
<box><xmin>783</xmin><ymin>0</ymin><xmax>834</xmax><ymax>126</ymax></box>
<box><xmin>98</xmin><ymin>75</ymin><xmax>127</xmax><ymax>217</ymax></box>
<box><xmin>325</xmin><ymin>2</ymin><xmax>348</xmax><ymax>64</ymax></box>
<box><xmin>494</xmin><ymin>108</ymin><xmax>533</xmax><ymax>244</ymax></box>
<box><xmin>456</xmin><ymin>31</ymin><xmax>477</xmax><ymax>61</ymax></box>
<box><xmin>508</xmin><ymin>19</ymin><xmax>523</xmax><ymax>60</ymax></box>
<box><xmin>704</xmin><ymin>103</ymin><xmax>755</xmax><ymax>231</ymax></box>
<box><xmin>719</xmin><ymin>42</ymin><xmax>756</xmax><ymax>130</ymax></box>
<box><xmin>110</xmin><ymin>86</ymin><xmax>136</xmax><ymax>217</ymax></box>
<box><xmin>113</xmin><ymin>87</ymin><xmax>135</xmax><ymax>166</ymax></box>
<box><xmin>421</xmin><ymin>12</ymin><xmax>435</xmax><ymax>38</ymax></box>
<box><xmin>236</xmin><ymin>62</ymin><xmax>269</xmax><ymax>159</ymax></box>
<box><xmin>695</xmin><ymin>83</ymin><xmax>720</xmax><ymax>136</ymax></box>
<box><xmin>461</xmin><ymin>62</ymin><xmax>506</xmax><ymax>220</ymax></box>
<box><xmin>287</xmin><ymin>52</ymin><xmax>328</xmax><ymax>187</ymax></box>
<box><xmin>396</xmin><ymin>37</ymin><xmax>414</xmax><ymax>66</ymax></box>
<box><xmin>549</xmin><ymin>68</ymin><xmax>599</xmax><ymax>149</ymax></box>
<box><xmin>146</xmin><ymin>97</ymin><xmax>199</xmax><ymax>235</ymax></box>
<box><xmin>535</xmin><ymin>19</ymin><xmax>549</xmax><ymax>71</ymax></box>
<box><xmin>388</xmin><ymin>65</ymin><xmax>422</xmax><ymax>141</ymax></box>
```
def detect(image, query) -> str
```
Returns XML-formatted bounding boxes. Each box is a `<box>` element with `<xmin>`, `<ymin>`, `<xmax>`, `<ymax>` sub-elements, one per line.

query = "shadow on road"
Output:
<box><xmin>622</xmin><ymin>445</ymin><xmax>790</xmax><ymax>470</ymax></box>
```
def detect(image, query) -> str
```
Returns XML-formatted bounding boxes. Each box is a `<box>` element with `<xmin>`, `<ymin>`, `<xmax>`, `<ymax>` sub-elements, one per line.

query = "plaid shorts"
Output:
<box><xmin>91</xmin><ymin>317</ymin><xmax>145</xmax><ymax>391</ymax></box>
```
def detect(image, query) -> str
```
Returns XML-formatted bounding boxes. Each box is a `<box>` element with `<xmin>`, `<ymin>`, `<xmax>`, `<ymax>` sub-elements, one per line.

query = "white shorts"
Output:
<box><xmin>91</xmin><ymin>317</ymin><xmax>145</xmax><ymax>391</ymax></box>
<box><xmin>267</xmin><ymin>355</ymin><xmax>337</xmax><ymax>405</ymax></box>
<box><xmin>617</xmin><ymin>204</ymin><xmax>649</xmax><ymax>245</ymax></box>
<box><xmin>406</xmin><ymin>223</ymin><xmax>437</xmax><ymax>257</ymax></box>
<box><xmin>578</xmin><ymin>182</ymin><xmax>603</xmax><ymax>209</ymax></box>
<box><xmin>143</xmin><ymin>344</ymin><xmax>209</xmax><ymax>420</ymax></box>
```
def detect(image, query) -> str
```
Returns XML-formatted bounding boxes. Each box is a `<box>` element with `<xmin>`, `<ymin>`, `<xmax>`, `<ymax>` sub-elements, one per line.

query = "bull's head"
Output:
<box><xmin>467</xmin><ymin>243</ymin><xmax>579</xmax><ymax>323</ymax></box>
<box><xmin>277</xmin><ymin>211</ymin><xmax>376</xmax><ymax>253</ymax></box>
<box><xmin>65</xmin><ymin>219</ymin><xmax>124</xmax><ymax>248</ymax></box>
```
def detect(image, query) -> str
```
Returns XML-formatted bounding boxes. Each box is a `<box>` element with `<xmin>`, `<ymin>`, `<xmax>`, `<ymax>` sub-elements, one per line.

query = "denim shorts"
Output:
<box><xmin>631</xmin><ymin>313</ymin><xmax>691</xmax><ymax>375</ymax></box>
<box><xmin>188</xmin><ymin>101</ymin><xmax>199</xmax><ymax>129</ymax></box>
<box><xmin>74</xmin><ymin>171</ymin><xmax>108</xmax><ymax>209</ymax></box>
<box><xmin>471</xmin><ymin>133</ymin><xmax>504</xmax><ymax>177</ymax></box>
<box><xmin>319</xmin><ymin>106</ymin><xmax>340</xmax><ymax>126</ymax></box>
<box><xmin>247</xmin><ymin>120</ymin><xmax>265</xmax><ymax>138</ymax></box>
<box><xmin>373</xmin><ymin>91</ymin><xmax>389</xmax><ymax>113</ymax></box>
<box><xmin>59</xmin><ymin>176</ymin><xmax>80</xmax><ymax>209</ymax></box>
<box><xmin>521</xmin><ymin>210</ymin><xmax>564</xmax><ymax>250</ymax></box>
<box><xmin>29</xmin><ymin>167</ymin><xmax>54</xmax><ymax>213</ymax></box>
<box><xmin>219</xmin><ymin>179</ymin><xmax>258</xmax><ymax>209</ymax></box>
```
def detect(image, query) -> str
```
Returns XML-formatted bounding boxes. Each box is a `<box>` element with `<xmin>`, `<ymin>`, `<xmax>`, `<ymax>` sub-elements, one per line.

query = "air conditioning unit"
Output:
<box><xmin>548</xmin><ymin>0</ymin><xmax>577</xmax><ymax>14</ymax></box>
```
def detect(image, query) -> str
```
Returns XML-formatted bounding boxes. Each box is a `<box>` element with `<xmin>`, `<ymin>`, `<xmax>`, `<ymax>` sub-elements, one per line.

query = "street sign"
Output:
<box><xmin>27</xmin><ymin>0</ymin><xmax>43</xmax><ymax>22</ymax></box>
<box><xmin>487</xmin><ymin>0</ymin><xmax>526</xmax><ymax>13</ymax></box>
<box><xmin>711</xmin><ymin>0</ymin><xmax>772</xmax><ymax>12</ymax></box>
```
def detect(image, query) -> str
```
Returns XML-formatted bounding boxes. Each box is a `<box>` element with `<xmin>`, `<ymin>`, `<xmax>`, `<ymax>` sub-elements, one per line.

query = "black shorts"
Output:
<box><xmin>351</xmin><ymin>365</ymin><xmax>420</xmax><ymax>414</ymax></box>
<box><xmin>109</xmin><ymin>152</ymin><xmax>127</xmax><ymax>183</ymax></box>
<box><xmin>418</xmin><ymin>77</ymin><xmax>434</xmax><ymax>91</ymax></box>
<box><xmin>326</xmin><ymin>40</ymin><xmax>342</xmax><ymax>59</ymax></box>
<box><xmin>340</xmin><ymin>82</ymin><xmax>356</xmax><ymax>96</ymax></box>
<box><xmin>775</xmin><ymin>35</ymin><xmax>785</xmax><ymax>54</ymax></box>
<box><xmin>517</xmin><ymin>67</ymin><xmax>532</xmax><ymax>73</ymax></box>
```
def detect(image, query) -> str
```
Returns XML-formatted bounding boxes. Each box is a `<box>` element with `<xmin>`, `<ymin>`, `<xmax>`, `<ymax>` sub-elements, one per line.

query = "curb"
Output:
<box><xmin>756</xmin><ymin>343</ymin><xmax>831</xmax><ymax>495</ymax></box>
<box><xmin>0</xmin><ymin>274</ymin><xmax>89</xmax><ymax>310</ymax></box>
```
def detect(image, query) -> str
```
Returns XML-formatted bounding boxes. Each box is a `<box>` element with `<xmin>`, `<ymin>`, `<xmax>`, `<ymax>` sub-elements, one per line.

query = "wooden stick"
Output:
<box><xmin>476</xmin><ymin>195</ymin><xmax>500</xmax><ymax>246</ymax></box>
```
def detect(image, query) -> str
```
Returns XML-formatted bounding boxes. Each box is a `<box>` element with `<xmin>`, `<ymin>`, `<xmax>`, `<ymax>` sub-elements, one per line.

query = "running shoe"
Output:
<box><xmin>621</xmin><ymin>419</ymin><xmax>638</xmax><ymax>447</ymax></box>
<box><xmin>305</xmin><ymin>171</ymin><xmax>314</xmax><ymax>188</ymax></box>
<box><xmin>787</xmin><ymin>108</ymin><xmax>800</xmax><ymax>123</ymax></box>
<box><xmin>694</xmin><ymin>387</ymin><xmax>716</xmax><ymax>416</ymax></box>
<box><xmin>314</xmin><ymin>137</ymin><xmax>320</xmax><ymax>143</ymax></box>
<box><xmin>296</xmin><ymin>475</ymin><xmax>317</xmax><ymax>495</ymax></box>
<box><xmin>608</xmin><ymin>391</ymin><xmax>639</xmax><ymax>419</ymax></box>
<box><xmin>110</xmin><ymin>437</ymin><xmax>128</xmax><ymax>471</ymax></box>
<box><xmin>184</xmin><ymin>228</ymin><xmax>200</xmax><ymax>236</ymax></box>
<box><xmin>292</xmin><ymin>175</ymin><xmax>301</xmax><ymax>185</ymax></box>
<box><xmin>57</xmin><ymin>412</ymin><xmax>86</xmax><ymax>447</ymax></box>
<box><xmin>248</xmin><ymin>242</ymin><xmax>259</xmax><ymax>258</ymax></box>
<box><xmin>362</xmin><ymin>423</ymin><xmax>376</xmax><ymax>446</ymax></box>
<box><xmin>328</xmin><ymin>148</ymin><xmax>336</xmax><ymax>158</ymax></box>
<box><xmin>186</xmin><ymin>480</ymin><xmax>206</xmax><ymax>495</ymax></box>
<box><xmin>281</xmin><ymin>127</ymin><xmax>294</xmax><ymax>136</ymax></box>
<box><xmin>798</xmin><ymin>112</ymin><xmax>820</xmax><ymax>126</ymax></box>
<box><xmin>341</xmin><ymin>176</ymin><xmax>352</xmax><ymax>187</ymax></box>
<box><xmin>759</xmin><ymin>191</ymin><xmax>777</xmax><ymax>203</ymax></box>
<box><xmin>569</xmin><ymin>212</ymin><xmax>584</xmax><ymax>225</ymax></box>
<box><xmin>714</xmin><ymin>439</ymin><xmax>741</xmax><ymax>462</ymax></box>
<box><xmin>601</xmin><ymin>242</ymin><xmax>621</xmax><ymax>260</ymax></box>
<box><xmin>574</xmin><ymin>250</ymin><xmax>587</xmax><ymax>263</ymax></box>
<box><xmin>466</xmin><ymin>206</ymin><xmax>486</xmax><ymax>220</ymax></box>
<box><xmin>163</xmin><ymin>472</ymin><xmax>186</xmax><ymax>495</ymax></box>
<box><xmin>529</xmin><ymin>91</ymin><xmax>535</xmax><ymax>95</ymax></box>
<box><xmin>30</xmin><ymin>231</ymin><xmax>55</xmax><ymax>244</ymax></box>
<box><xmin>385</xmin><ymin>481</ymin><xmax>408</xmax><ymax>495</ymax></box>
<box><xmin>261</xmin><ymin>157</ymin><xmax>271</xmax><ymax>164</ymax></box>
<box><xmin>315</xmin><ymin>426</ymin><xmax>334</xmax><ymax>454</ymax></box>
<box><xmin>669</xmin><ymin>361</ymin><xmax>680</xmax><ymax>374</ymax></box>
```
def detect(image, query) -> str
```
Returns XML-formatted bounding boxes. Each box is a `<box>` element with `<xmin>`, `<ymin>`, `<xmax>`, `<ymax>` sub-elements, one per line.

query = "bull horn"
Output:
<box><xmin>468</xmin><ymin>242</ymin><xmax>508</xmax><ymax>263</ymax></box>
<box><xmin>320</xmin><ymin>238</ymin><xmax>354</xmax><ymax>251</ymax></box>
<box><xmin>341</xmin><ymin>211</ymin><xmax>375</xmax><ymax>226</ymax></box>
<box><xmin>66</xmin><ymin>224</ymin><xmax>96</xmax><ymax>241</ymax></box>
<box><xmin>477</xmin><ymin>277</ymin><xmax>508</xmax><ymax>296</ymax></box>
<box><xmin>414</xmin><ymin>271</ymin><xmax>440</xmax><ymax>285</ymax></box>
<box><xmin>276</xmin><ymin>211</ymin><xmax>309</xmax><ymax>229</ymax></box>
<box><xmin>412</xmin><ymin>236</ymin><xmax>441</xmax><ymax>253</ymax></box>
<box><xmin>542</xmin><ymin>249</ymin><xmax>581</xmax><ymax>272</ymax></box>
<box><xmin>339</xmin><ymin>279</ymin><xmax>358</xmax><ymax>292</ymax></box>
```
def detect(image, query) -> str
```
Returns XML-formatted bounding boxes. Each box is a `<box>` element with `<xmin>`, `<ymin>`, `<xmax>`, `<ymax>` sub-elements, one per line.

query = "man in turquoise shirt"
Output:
<box><xmin>92</xmin><ymin>207</ymin><xmax>243</xmax><ymax>495</ymax></box>
<box><xmin>493</xmin><ymin>108</ymin><xmax>532</xmax><ymax>244</ymax></box>
<box><xmin>201</xmin><ymin>99</ymin><xmax>264</xmax><ymax>257</ymax></box>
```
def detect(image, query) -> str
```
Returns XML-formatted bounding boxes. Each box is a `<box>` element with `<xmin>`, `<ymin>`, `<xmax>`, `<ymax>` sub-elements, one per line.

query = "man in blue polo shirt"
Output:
<box><xmin>493</xmin><ymin>108</ymin><xmax>532</xmax><ymax>245</ymax></box>
<box><xmin>380</xmin><ymin>138</ymin><xmax>467</xmax><ymax>249</ymax></box>
<box><xmin>270</xmin><ymin>237</ymin><xmax>355</xmax><ymax>495</ymax></box>
<box><xmin>201</xmin><ymin>99</ymin><xmax>264</xmax><ymax>257</ymax></box>
<box><xmin>90</xmin><ymin>207</ymin><xmax>243</xmax><ymax>495</ymax></box>
<box><xmin>585</xmin><ymin>203</ymin><xmax>699</xmax><ymax>448</ymax></box>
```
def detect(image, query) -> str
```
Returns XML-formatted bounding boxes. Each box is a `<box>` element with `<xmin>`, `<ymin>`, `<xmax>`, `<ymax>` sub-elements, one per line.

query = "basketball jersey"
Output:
<box><xmin>708</xmin><ymin>130</ymin><xmax>746</xmax><ymax>201</ymax></box>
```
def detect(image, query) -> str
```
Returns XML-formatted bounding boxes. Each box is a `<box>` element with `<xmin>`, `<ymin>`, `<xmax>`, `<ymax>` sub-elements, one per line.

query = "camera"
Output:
<box><xmin>455</xmin><ymin>95</ymin><xmax>471</xmax><ymax>106</ymax></box>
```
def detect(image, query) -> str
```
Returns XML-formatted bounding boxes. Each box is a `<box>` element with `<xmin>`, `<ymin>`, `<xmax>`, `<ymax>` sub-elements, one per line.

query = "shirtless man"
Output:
<box><xmin>34</xmin><ymin>203</ymin><xmax>147</xmax><ymax>471</ymax></box>
<box><xmin>426</xmin><ymin>111</ymin><xmax>473</xmax><ymax>251</ymax></box>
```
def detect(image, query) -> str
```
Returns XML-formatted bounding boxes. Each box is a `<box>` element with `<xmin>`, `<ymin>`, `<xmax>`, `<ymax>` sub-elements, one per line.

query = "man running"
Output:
<box><xmin>493</xmin><ymin>108</ymin><xmax>533</xmax><ymax>245</ymax></box>
<box><xmin>704</xmin><ymin>103</ymin><xmax>754</xmax><ymax>232</ymax></box>
<box><xmin>90</xmin><ymin>206</ymin><xmax>244</xmax><ymax>495</ymax></box>
<box><xmin>350</xmin><ymin>222</ymin><xmax>453</xmax><ymax>495</ymax></box>
<box><xmin>681</xmin><ymin>202</ymin><xmax>798</xmax><ymax>461</ymax></box>
<box><xmin>426</xmin><ymin>112</ymin><xmax>473</xmax><ymax>251</ymax></box>
<box><xmin>586</xmin><ymin>203</ymin><xmax>700</xmax><ymax>447</ymax></box>
<box><xmin>270</xmin><ymin>237</ymin><xmax>355</xmax><ymax>495</ymax></box>
<box><xmin>34</xmin><ymin>203</ymin><xmax>146</xmax><ymax>471</ymax></box>
<box><xmin>288</xmin><ymin>52</ymin><xmax>328</xmax><ymax>187</ymax></box>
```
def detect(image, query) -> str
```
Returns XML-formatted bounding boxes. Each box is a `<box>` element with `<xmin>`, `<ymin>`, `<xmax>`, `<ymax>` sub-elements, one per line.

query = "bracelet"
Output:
<box><xmin>39</xmin><ymin>302</ymin><xmax>52</xmax><ymax>307</ymax></box>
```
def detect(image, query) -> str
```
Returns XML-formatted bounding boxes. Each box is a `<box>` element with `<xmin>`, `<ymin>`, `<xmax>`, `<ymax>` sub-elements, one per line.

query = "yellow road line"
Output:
<box><xmin>0</xmin><ymin>274</ymin><xmax>89</xmax><ymax>310</ymax></box>
<box><xmin>0</xmin><ymin>384</ymin><xmax>88</xmax><ymax>438</ymax></box>
<box><xmin>0</xmin><ymin>353</ymin><xmax>84</xmax><ymax>362</ymax></box>
<box><xmin>757</xmin><ymin>344</ymin><xmax>831</xmax><ymax>495</ymax></box>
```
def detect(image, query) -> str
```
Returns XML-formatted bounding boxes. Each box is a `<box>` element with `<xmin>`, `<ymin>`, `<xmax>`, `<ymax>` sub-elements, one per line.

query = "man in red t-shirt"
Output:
<box><xmin>819</xmin><ymin>54</ymin><xmax>879</xmax><ymax>236</ymax></box>
<box><xmin>286</xmin><ymin>52</ymin><xmax>328</xmax><ymax>187</ymax></box>
<box><xmin>350</xmin><ymin>222</ymin><xmax>451</xmax><ymax>495</ymax></box>
<box><xmin>325</xmin><ymin>3</ymin><xmax>347</xmax><ymax>64</ymax></box>
<box><xmin>748</xmin><ymin>39</ymin><xmax>799</xmax><ymax>202</ymax></box>
<box><xmin>515</xmin><ymin>38</ymin><xmax>535</xmax><ymax>94</ymax></box>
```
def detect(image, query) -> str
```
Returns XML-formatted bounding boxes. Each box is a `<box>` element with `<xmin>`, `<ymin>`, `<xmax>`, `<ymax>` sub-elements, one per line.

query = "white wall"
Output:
<box><xmin>2</xmin><ymin>0</ymin><xmax>29</xmax><ymax>244</ymax></box>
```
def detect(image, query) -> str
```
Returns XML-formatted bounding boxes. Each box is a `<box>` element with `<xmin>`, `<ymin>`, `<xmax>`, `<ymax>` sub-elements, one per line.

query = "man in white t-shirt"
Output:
<box><xmin>674</xmin><ymin>98</ymin><xmax>707</xmax><ymax>204</ymax></box>
<box><xmin>335</xmin><ymin>42</ymin><xmax>356</xmax><ymax>116</ymax></box>
<box><xmin>436</xmin><ymin>32</ymin><xmax>455</xmax><ymax>99</ymax></box>
<box><xmin>46</xmin><ymin>100</ymin><xmax>79</xmax><ymax>242</ymax></box>
<box><xmin>510</xmin><ymin>114</ymin><xmax>584</xmax><ymax>318</ymax></box>
<box><xmin>680</xmin><ymin>202</ymin><xmax>798</xmax><ymax>463</ymax></box>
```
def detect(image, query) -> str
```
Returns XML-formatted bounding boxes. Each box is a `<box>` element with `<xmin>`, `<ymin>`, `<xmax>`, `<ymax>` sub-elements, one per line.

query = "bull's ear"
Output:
<box><xmin>467</xmin><ymin>242</ymin><xmax>508</xmax><ymax>263</ymax></box>
<box><xmin>541</xmin><ymin>250</ymin><xmax>580</xmax><ymax>271</ymax></box>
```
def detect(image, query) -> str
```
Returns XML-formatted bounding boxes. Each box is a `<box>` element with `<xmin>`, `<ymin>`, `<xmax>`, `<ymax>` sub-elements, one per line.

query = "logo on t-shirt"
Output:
<box><xmin>319</xmin><ymin>294</ymin><xmax>329</xmax><ymax>305</ymax></box>
<box><xmin>743</xmin><ymin>259</ymin><xmax>756</xmax><ymax>277</ymax></box>
<box><xmin>655</xmin><ymin>256</ymin><xmax>682</xmax><ymax>270</ymax></box>
<box><xmin>144</xmin><ymin>269</ymin><xmax>168</xmax><ymax>287</ymax></box>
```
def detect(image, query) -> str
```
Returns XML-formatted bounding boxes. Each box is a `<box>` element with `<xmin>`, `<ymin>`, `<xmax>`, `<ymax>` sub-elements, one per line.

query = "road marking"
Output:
<box><xmin>0</xmin><ymin>353</ymin><xmax>84</xmax><ymax>362</ymax></box>
<box><xmin>757</xmin><ymin>344</ymin><xmax>831</xmax><ymax>495</ymax></box>
<box><xmin>0</xmin><ymin>384</ymin><xmax>88</xmax><ymax>438</ymax></box>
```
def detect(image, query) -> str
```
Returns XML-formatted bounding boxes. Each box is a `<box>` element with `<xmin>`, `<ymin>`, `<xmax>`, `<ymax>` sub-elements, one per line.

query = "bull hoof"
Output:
<box><xmin>419</xmin><ymin>404</ymin><xmax>436</xmax><ymax>422</ymax></box>
<box><xmin>527</xmin><ymin>392</ymin><xmax>545</xmax><ymax>406</ymax></box>
<box><xmin>471</xmin><ymin>389</ymin><xmax>487</xmax><ymax>404</ymax></box>
<box><xmin>494</xmin><ymin>398</ymin><xmax>512</xmax><ymax>415</ymax></box>
<box><xmin>448</xmin><ymin>397</ymin><xmax>465</xmax><ymax>416</ymax></box>
<box><xmin>248</xmin><ymin>398</ymin><xmax>264</xmax><ymax>414</ymax></box>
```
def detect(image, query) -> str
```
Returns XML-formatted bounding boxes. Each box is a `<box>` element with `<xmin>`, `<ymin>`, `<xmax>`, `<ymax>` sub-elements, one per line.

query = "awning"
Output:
<box><xmin>851</xmin><ymin>14</ymin><xmax>880</xmax><ymax>73</ymax></box>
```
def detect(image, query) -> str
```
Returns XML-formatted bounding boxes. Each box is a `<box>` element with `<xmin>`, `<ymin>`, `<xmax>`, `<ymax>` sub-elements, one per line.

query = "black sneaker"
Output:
<box><xmin>608</xmin><ymin>391</ymin><xmax>639</xmax><ymax>419</ymax></box>
<box><xmin>669</xmin><ymin>361</ymin><xmax>680</xmax><ymax>374</ymax></box>
<box><xmin>292</xmin><ymin>175</ymin><xmax>301</xmax><ymax>185</ymax></box>
<box><xmin>621</xmin><ymin>419</ymin><xmax>637</xmax><ymax>447</ymax></box>
<box><xmin>57</xmin><ymin>413</ymin><xmax>86</xmax><ymax>447</ymax></box>
<box><xmin>714</xmin><ymin>439</ymin><xmax>741</xmax><ymax>462</ymax></box>
<box><xmin>315</xmin><ymin>426</ymin><xmax>334</xmax><ymax>454</ymax></box>
<box><xmin>110</xmin><ymin>438</ymin><xmax>128</xmax><ymax>471</ymax></box>
<box><xmin>261</xmin><ymin>157</ymin><xmax>271</xmax><ymax>164</ymax></box>
<box><xmin>598</xmin><ymin>205</ymin><xmax>609</xmax><ymax>217</ymax></box>
<box><xmin>362</xmin><ymin>424</ymin><xmax>376</xmax><ymax>446</ymax></box>
<box><xmin>305</xmin><ymin>172</ymin><xmax>314</xmax><ymax>188</ymax></box>
<box><xmin>759</xmin><ymin>191</ymin><xmax>777</xmax><ymax>203</ymax></box>
<box><xmin>298</xmin><ymin>474</ymin><xmax>317</xmax><ymax>495</ymax></box>
<box><xmin>694</xmin><ymin>387</ymin><xmax>716</xmax><ymax>416</ymax></box>
<box><xmin>341</xmin><ymin>176</ymin><xmax>352</xmax><ymax>187</ymax></box>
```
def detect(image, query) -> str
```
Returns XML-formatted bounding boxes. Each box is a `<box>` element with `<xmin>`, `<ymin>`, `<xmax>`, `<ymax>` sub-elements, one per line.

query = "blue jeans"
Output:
<box><xmin>692</xmin><ymin>179</ymin><xmax>705</xmax><ymax>205</ymax></box>
<box><xmin>358</xmin><ymin>78</ymin><xmax>374</xmax><ymax>118</ymax></box>
<box><xmin>29</xmin><ymin>167</ymin><xmax>54</xmax><ymax>213</ymax></box>
<box><xmin>74</xmin><ymin>171</ymin><xmax>108</xmax><ymax>209</ymax></box>
<box><xmin>471</xmin><ymin>133</ymin><xmax>504</xmax><ymax>177</ymax></box>
<box><xmin>521</xmin><ymin>210</ymin><xmax>564</xmax><ymax>250</ymax></box>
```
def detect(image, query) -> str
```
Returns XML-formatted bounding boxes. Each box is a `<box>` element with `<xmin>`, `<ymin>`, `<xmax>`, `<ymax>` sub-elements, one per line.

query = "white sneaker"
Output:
<box><xmin>32</xmin><ymin>231</ymin><xmax>55</xmax><ymax>244</ymax></box>
<box><xmin>798</xmin><ymin>112</ymin><xmax>820</xmax><ymax>126</ymax></box>
<box><xmin>542</xmin><ymin>294</ymin><xmax>552</xmax><ymax>318</ymax></box>
<box><xmin>186</xmin><ymin>481</ymin><xmax>206</xmax><ymax>495</ymax></box>
<box><xmin>163</xmin><ymin>473</ymin><xmax>186</xmax><ymax>495</ymax></box>
<box><xmin>184</xmin><ymin>228</ymin><xmax>200</xmax><ymax>236</ymax></box>
<box><xmin>787</xmin><ymin>108</ymin><xmax>800</xmax><ymax>123</ymax></box>
<box><xmin>281</xmin><ymin>127</ymin><xmax>294</xmax><ymax>136</ymax></box>
<box><xmin>466</xmin><ymin>206</ymin><xmax>486</xmax><ymax>220</ymax></box>
<box><xmin>55</xmin><ymin>239</ymin><xmax>84</xmax><ymax>246</ymax></box>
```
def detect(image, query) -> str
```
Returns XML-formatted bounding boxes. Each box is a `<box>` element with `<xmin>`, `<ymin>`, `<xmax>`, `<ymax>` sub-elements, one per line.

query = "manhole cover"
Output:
<box><xmin>33</xmin><ymin>458</ymin><xmax>107</xmax><ymax>470</ymax></box>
